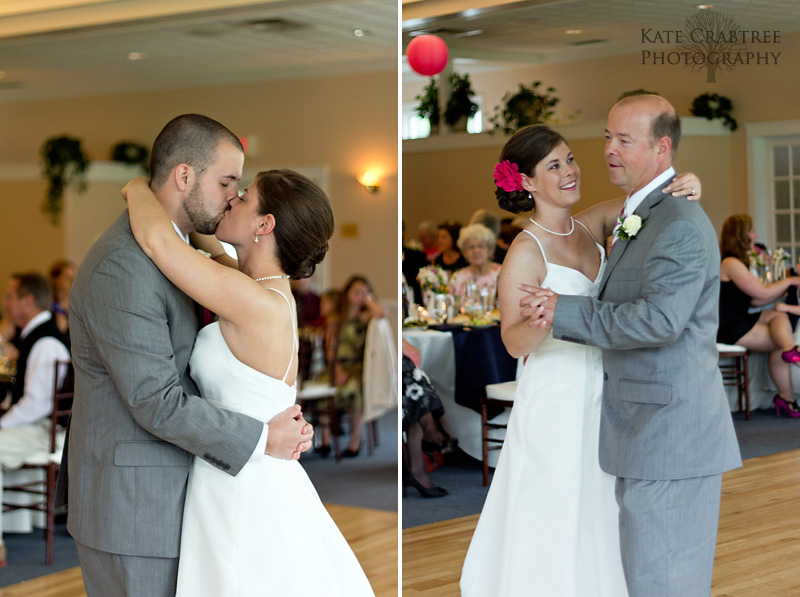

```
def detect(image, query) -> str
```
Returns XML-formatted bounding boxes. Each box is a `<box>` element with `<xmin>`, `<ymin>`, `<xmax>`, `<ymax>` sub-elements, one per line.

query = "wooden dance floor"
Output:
<box><xmin>403</xmin><ymin>449</ymin><xmax>800</xmax><ymax>596</ymax></box>
<box><xmin>0</xmin><ymin>504</ymin><xmax>398</xmax><ymax>597</ymax></box>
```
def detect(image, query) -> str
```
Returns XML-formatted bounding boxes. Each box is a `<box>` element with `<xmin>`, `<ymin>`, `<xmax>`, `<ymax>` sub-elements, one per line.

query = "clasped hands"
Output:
<box><xmin>266</xmin><ymin>404</ymin><xmax>314</xmax><ymax>461</ymax></box>
<box><xmin>519</xmin><ymin>284</ymin><xmax>560</xmax><ymax>328</ymax></box>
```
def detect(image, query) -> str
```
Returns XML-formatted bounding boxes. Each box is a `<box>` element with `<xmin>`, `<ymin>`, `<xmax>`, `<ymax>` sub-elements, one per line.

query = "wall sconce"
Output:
<box><xmin>358</xmin><ymin>171</ymin><xmax>380</xmax><ymax>193</ymax></box>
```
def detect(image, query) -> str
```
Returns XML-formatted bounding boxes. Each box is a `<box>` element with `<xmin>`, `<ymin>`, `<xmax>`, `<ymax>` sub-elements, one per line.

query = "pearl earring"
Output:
<box><xmin>254</xmin><ymin>235</ymin><xmax>259</xmax><ymax>244</ymax></box>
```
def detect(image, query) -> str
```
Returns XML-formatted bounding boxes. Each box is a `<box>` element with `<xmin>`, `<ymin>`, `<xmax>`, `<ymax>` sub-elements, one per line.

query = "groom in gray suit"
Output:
<box><xmin>526</xmin><ymin>95</ymin><xmax>741</xmax><ymax>596</ymax></box>
<box><xmin>58</xmin><ymin>114</ymin><xmax>313</xmax><ymax>596</ymax></box>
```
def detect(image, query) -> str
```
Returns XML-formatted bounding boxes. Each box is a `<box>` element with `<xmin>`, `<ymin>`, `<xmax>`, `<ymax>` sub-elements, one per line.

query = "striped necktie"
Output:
<box><xmin>611</xmin><ymin>205</ymin><xmax>627</xmax><ymax>249</ymax></box>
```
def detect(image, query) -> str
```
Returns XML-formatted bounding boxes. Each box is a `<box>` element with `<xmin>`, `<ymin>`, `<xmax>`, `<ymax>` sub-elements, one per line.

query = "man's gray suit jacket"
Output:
<box><xmin>60</xmin><ymin>212</ymin><xmax>263</xmax><ymax>558</ymax></box>
<box><xmin>554</xmin><ymin>189</ymin><xmax>741</xmax><ymax>480</ymax></box>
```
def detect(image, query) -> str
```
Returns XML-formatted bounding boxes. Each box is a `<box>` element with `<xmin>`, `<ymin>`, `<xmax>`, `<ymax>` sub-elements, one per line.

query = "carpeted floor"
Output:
<box><xmin>0</xmin><ymin>410</ymin><xmax>398</xmax><ymax>588</ymax></box>
<box><xmin>402</xmin><ymin>407</ymin><xmax>800</xmax><ymax>529</ymax></box>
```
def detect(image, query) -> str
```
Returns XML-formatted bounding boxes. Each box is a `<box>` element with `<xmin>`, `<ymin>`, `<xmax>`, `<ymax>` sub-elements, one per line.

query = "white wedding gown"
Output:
<box><xmin>460</xmin><ymin>227</ymin><xmax>628</xmax><ymax>597</ymax></box>
<box><xmin>175</xmin><ymin>288</ymin><xmax>375</xmax><ymax>596</ymax></box>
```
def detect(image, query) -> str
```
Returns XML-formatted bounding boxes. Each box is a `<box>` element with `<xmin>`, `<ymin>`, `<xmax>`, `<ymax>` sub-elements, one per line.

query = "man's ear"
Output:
<box><xmin>656</xmin><ymin>136</ymin><xmax>672</xmax><ymax>160</ymax></box>
<box><xmin>173</xmin><ymin>164</ymin><xmax>195</xmax><ymax>192</ymax></box>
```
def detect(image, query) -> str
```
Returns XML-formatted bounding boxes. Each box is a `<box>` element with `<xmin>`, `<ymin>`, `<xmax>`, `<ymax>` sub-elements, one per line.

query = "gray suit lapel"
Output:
<box><xmin>599</xmin><ymin>187</ymin><xmax>670</xmax><ymax>296</ymax></box>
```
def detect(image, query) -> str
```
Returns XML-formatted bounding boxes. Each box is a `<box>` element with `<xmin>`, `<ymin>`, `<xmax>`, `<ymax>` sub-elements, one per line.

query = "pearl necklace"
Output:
<box><xmin>529</xmin><ymin>216</ymin><xmax>575</xmax><ymax>237</ymax></box>
<box><xmin>254</xmin><ymin>275</ymin><xmax>290</xmax><ymax>282</ymax></box>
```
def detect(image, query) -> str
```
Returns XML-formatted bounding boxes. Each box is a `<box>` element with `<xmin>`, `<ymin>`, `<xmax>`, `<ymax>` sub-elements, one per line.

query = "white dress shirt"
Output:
<box><xmin>623</xmin><ymin>167</ymin><xmax>676</xmax><ymax>216</ymax></box>
<box><xmin>1</xmin><ymin>311</ymin><xmax>70</xmax><ymax>428</ymax></box>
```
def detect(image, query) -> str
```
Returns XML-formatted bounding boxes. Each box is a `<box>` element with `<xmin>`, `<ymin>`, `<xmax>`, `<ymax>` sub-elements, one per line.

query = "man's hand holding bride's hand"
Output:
<box><xmin>518</xmin><ymin>284</ymin><xmax>558</xmax><ymax>328</ymax></box>
<box><xmin>266</xmin><ymin>404</ymin><xmax>314</xmax><ymax>461</ymax></box>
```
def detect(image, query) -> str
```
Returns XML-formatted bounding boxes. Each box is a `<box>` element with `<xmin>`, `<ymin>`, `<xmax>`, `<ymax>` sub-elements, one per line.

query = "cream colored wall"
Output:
<box><xmin>403</xmin><ymin>32</ymin><xmax>799</xmax><ymax>237</ymax></box>
<box><xmin>0</xmin><ymin>69</ymin><xmax>398</xmax><ymax>302</ymax></box>
<box><xmin>403</xmin><ymin>130</ymin><xmax>731</xmax><ymax>238</ymax></box>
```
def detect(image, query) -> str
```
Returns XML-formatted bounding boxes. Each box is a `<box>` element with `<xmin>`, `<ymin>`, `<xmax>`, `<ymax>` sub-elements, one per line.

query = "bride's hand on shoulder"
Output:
<box><xmin>120</xmin><ymin>176</ymin><xmax>151</xmax><ymax>203</ymax></box>
<box><xmin>663</xmin><ymin>172</ymin><xmax>701</xmax><ymax>201</ymax></box>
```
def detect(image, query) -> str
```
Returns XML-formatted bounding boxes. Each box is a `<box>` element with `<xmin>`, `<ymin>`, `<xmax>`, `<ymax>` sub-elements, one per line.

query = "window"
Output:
<box><xmin>769</xmin><ymin>139</ymin><xmax>800</xmax><ymax>263</ymax></box>
<box><xmin>401</xmin><ymin>97</ymin><xmax>483</xmax><ymax>140</ymax></box>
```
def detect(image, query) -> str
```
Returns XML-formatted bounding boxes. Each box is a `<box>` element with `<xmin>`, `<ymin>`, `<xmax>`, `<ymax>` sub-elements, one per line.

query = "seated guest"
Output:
<box><xmin>450</xmin><ymin>224</ymin><xmax>502</xmax><ymax>305</ymax></box>
<box><xmin>417</xmin><ymin>220</ymin><xmax>440</xmax><ymax>262</ymax></box>
<box><xmin>433</xmin><ymin>220</ymin><xmax>468</xmax><ymax>272</ymax></box>
<box><xmin>402</xmin><ymin>340</ymin><xmax>455</xmax><ymax>498</ymax></box>
<box><xmin>403</xmin><ymin>221</ymin><xmax>429</xmax><ymax>306</ymax></box>
<box><xmin>334</xmin><ymin>276</ymin><xmax>385</xmax><ymax>456</ymax></box>
<box><xmin>291</xmin><ymin>277</ymin><xmax>322</xmax><ymax>383</ymax></box>
<box><xmin>496</xmin><ymin>219</ymin><xmax>523</xmax><ymax>264</ymax></box>
<box><xmin>469</xmin><ymin>209</ymin><xmax>507</xmax><ymax>265</ymax></box>
<box><xmin>48</xmin><ymin>259</ymin><xmax>76</xmax><ymax>337</ymax></box>
<box><xmin>316</xmin><ymin>278</ymin><xmax>385</xmax><ymax>457</ymax></box>
<box><xmin>0</xmin><ymin>273</ymin><xmax>70</xmax><ymax>566</ymax></box>
<box><xmin>718</xmin><ymin>215</ymin><xmax>800</xmax><ymax>417</ymax></box>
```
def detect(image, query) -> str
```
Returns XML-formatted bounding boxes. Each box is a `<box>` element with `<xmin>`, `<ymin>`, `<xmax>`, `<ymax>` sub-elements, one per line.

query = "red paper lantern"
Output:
<box><xmin>406</xmin><ymin>35</ymin><xmax>449</xmax><ymax>77</ymax></box>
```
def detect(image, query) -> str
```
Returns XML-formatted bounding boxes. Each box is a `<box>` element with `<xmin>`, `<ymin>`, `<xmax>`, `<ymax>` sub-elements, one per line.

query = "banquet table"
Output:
<box><xmin>402</xmin><ymin>325</ymin><xmax>517</xmax><ymax>464</ymax></box>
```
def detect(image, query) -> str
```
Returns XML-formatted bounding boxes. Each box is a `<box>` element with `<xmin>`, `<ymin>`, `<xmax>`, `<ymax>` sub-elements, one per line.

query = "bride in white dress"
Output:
<box><xmin>460</xmin><ymin>125</ymin><xmax>701</xmax><ymax>596</ymax></box>
<box><xmin>125</xmin><ymin>170</ymin><xmax>374</xmax><ymax>596</ymax></box>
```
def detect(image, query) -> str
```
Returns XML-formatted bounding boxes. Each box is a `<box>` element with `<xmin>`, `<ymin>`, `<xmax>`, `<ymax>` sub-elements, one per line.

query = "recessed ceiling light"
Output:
<box><xmin>565</xmin><ymin>29</ymin><xmax>583</xmax><ymax>35</ymax></box>
<box><xmin>353</xmin><ymin>29</ymin><xmax>365</xmax><ymax>37</ymax></box>
<box><xmin>128</xmin><ymin>52</ymin><xmax>146</xmax><ymax>61</ymax></box>
<box><xmin>697</xmin><ymin>4</ymin><xmax>714</xmax><ymax>8</ymax></box>
<box><xmin>452</xmin><ymin>29</ymin><xmax>484</xmax><ymax>38</ymax></box>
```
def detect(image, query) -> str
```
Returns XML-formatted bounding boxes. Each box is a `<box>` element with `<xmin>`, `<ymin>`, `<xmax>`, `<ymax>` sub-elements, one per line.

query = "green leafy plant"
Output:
<box><xmin>490</xmin><ymin>81</ymin><xmax>560</xmax><ymax>134</ymax></box>
<box><xmin>415</xmin><ymin>78</ymin><xmax>441</xmax><ymax>129</ymax></box>
<box><xmin>40</xmin><ymin>135</ymin><xmax>90</xmax><ymax>225</ymax></box>
<box><xmin>444</xmin><ymin>73</ymin><xmax>479</xmax><ymax>128</ymax></box>
<box><xmin>111</xmin><ymin>141</ymin><xmax>150</xmax><ymax>174</ymax></box>
<box><xmin>690</xmin><ymin>92</ymin><xmax>737</xmax><ymax>131</ymax></box>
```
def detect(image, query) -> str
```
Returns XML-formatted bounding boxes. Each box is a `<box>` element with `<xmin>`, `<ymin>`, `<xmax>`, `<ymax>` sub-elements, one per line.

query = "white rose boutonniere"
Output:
<box><xmin>616</xmin><ymin>213</ymin><xmax>648</xmax><ymax>242</ymax></box>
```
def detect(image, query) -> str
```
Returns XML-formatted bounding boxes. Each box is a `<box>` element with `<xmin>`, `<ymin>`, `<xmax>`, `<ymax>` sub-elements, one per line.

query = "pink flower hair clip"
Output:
<box><xmin>493</xmin><ymin>160</ymin><xmax>524</xmax><ymax>193</ymax></box>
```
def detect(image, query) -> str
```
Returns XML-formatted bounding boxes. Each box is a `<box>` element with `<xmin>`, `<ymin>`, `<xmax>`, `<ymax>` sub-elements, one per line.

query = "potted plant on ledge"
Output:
<box><xmin>444</xmin><ymin>73</ymin><xmax>479</xmax><ymax>133</ymax></box>
<box><xmin>415</xmin><ymin>78</ymin><xmax>441</xmax><ymax>135</ymax></box>
<box><xmin>490</xmin><ymin>81</ymin><xmax>560</xmax><ymax>135</ymax></box>
<box><xmin>40</xmin><ymin>134</ymin><xmax>91</xmax><ymax>225</ymax></box>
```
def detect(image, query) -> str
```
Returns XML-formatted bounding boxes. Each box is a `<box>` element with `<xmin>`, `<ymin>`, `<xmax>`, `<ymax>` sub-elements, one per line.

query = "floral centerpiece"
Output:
<box><xmin>417</xmin><ymin>265</ymin><xmax>451</xmax><ymax>295</ymax></box>
<box><xmin>773</xmin><ymin>247</ymin><xmax>791</xmax><ymax>280</ymax></box>
<box><xmin>417</xmin><ymin>266</ymin><xmax>454</xmax><ymax>321</ymax></box>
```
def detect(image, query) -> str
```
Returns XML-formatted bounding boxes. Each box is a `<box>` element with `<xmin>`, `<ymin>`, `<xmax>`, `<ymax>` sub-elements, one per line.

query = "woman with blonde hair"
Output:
<box><xmin>718</xmin><ymin>213</ymin><xmax>800</xmax><ymax>417</ymax></box>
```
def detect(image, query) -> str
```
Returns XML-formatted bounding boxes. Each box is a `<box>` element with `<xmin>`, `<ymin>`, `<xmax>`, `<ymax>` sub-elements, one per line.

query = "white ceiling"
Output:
<box><xmin>0</xmin><ymin>0</ymin><xmax>398</xmax><ymax>104</ymax></box>
<box><xmin>402</xmin><ymin>0</ymin><xmax>800</xmax><ymax>80</ymax></box>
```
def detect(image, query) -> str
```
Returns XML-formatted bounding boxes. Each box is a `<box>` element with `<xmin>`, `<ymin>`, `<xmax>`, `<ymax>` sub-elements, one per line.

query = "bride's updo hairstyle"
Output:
<box><xmin>495</xmin><ymin>124</ymin><xmax>568</xmax><ymax>214</ymax></box>
<box><xmin>256</xmin><ymin>169</ymin><xmax>334</xmax><ymax>279</ymax></box>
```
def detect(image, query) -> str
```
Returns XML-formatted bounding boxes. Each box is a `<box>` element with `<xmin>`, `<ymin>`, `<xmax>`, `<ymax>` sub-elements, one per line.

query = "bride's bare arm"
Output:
<box><xmin>575</xmin><ymin>171</ymin><xmax>703</xmax><ymax>240</ymax></box>
<box><xmin>189</xmin><ymin>232</ymin><xmax>238</xmax><ymax>269</ymax></box>
<box><xmin>123</xmin><ymin>177</ymin><xmax>266</xmax><ymax>326</ymax></box>
<box><xmin>498</xmin><ymin>233</ymin><xmax>550</xmax><ymax>358</ymax></box>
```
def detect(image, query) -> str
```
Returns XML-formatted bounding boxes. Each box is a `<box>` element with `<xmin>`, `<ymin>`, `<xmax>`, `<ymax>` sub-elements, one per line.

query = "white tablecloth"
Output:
<box><xmin>403</xmin><ymin>329</ymin><xmax>510</xmax><ymax>466</ymax></box>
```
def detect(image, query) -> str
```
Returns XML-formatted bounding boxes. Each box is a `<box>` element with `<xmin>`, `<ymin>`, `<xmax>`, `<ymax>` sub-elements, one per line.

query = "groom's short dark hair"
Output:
<box><xmin>149</xmin><ymin>114</ymin><xmax>243</xmax><ymax>190</ymax></box>
<box><xmin>651</xmin><ymin>110</ymin><xmax>681</xmax><ymax>158</ymax></box>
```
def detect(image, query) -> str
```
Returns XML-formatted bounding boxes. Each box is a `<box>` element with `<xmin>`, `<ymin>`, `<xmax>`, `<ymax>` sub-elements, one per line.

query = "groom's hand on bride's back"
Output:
<box><xmin>266</xmin><ymin>404</ymin><xmax>314</xmax><ymax>460</ymax></box>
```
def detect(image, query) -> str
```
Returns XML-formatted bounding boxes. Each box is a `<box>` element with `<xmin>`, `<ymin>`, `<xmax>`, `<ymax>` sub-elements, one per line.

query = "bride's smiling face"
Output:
<box><xmin>215</xmin><ymin>179</ymin><xmax>261</xmax><ymax>245</ymax></box>
<box><xmin>526</xmin><ymin>141</ymin><xmax>581</xmax><ymax>207</ymax></box>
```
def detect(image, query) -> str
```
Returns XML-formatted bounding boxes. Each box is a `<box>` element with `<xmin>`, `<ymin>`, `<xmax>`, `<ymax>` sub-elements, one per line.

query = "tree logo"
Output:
<box><xmin>677</xmin><ymin>10</ymin><xmax>746</xmax><ymax>83</ymax></box>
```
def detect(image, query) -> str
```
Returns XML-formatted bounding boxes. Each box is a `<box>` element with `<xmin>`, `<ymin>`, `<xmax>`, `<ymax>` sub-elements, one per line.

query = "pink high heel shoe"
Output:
<box><xmin>781</xmin><ymin>346</ymin><xmax>800</xmax><ymax>365</ymax></box>
<box><xmin>773</xmin><ymin>394</ymin><xmax>800</xmax><ymax>419</ymax></box>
